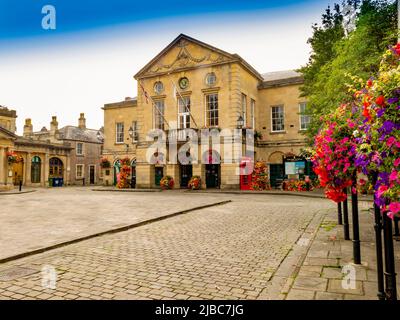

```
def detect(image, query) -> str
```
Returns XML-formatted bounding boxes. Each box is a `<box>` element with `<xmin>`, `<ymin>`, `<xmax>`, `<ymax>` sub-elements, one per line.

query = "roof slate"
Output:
<box><xmin>58</xmin><ymin>126</ymin><xmax>103</xmax><ymax>143</ymax></box>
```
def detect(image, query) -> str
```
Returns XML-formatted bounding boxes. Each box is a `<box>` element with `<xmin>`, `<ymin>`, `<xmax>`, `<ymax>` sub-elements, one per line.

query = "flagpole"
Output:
<box><xmin>139</xmin><ymin>81</ymin><xmax>170</xmax><ymax>130</ymax></box>
<box><xmin>167</xmin><ymin>73</ymin><xmax>199</xmax><ymax>129</ymax></box>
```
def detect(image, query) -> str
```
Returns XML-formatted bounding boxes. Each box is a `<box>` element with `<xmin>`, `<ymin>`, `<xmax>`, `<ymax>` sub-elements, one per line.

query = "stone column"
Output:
<box><xmin>221</xmin><ymin>163</ymin><xmax>240</xmax><ymax>190</ymax></box>
<box><xmin>166</xmin><ymin>164</ymin><xmax>179</xmax><ymax>189</ymax></box>
<box><xmin>25</xmin><ymin>152</ymin><xmax>31</xmax><ymax>186</ymax></box>
<box><xmin>44</xmin><ymin>153</ymin><xmax>49</xmax><ymax>187</ymax></box>
<box><xmin>192</xmin><ymin>164</ymin><xmax>206</xmax><ymax>189</ymax></box>
<box><xmin>136</xmin><ymin>163</ymin><xmax>152</xmax><ymax>189</ymax></box>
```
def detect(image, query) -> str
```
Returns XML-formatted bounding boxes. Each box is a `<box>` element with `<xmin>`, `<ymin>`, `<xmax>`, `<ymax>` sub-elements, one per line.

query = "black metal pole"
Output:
<box><xmin>382</xmin><ymin>212</ymin><xmax>398</xmax><ymax>300</ymax></box>
<box><xmin>19</xmin><ymin>180</ymin><xmax>22</xmax><ymax>192</ymax></box>
<box><xmin>351</xmin><ymin>173</ymin><xmax>361</xmax><ymax>264</ymax></box>
<box><xmin>338</xmin><ymin>202</ymin><xmax>343</xmax><ymax>225</ymax></box>
<box><xmin>343</xmin><ymin>188</ymin><xmax>350</xmax><ymax>240</ymax></box>
<box><xmin>372</xmin><ymin>172</ymin><xmax>386</xmax><ymax>300</ymax></box>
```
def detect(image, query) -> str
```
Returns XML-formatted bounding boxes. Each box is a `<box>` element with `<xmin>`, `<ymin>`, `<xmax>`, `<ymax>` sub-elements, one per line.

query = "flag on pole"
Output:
<box><xmin>139</xmin><ymin>83</ymin><xmax>149</xmax><ymax>104</ymax></box>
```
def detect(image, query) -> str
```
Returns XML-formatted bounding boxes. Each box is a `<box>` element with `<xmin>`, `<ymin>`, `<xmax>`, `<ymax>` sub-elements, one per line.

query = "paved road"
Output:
<box><xmin>0</xmin><ymin>188</ymin><xmax>232</xmax><ymax>260</ymax></box>
<box><xmin>0</xmin><ymin>190</ymin><xmax>335</xmax><ymax>300</ymax></box>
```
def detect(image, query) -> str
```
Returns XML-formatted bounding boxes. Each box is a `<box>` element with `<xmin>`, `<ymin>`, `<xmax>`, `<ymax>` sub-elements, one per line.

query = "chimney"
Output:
<box><xmin>78</xmin><ymin>113</ymin><xmax>86</xmax><ymax>129</ymax></box>
<box><xmin>50</xmin><ymin>116</ymin><xmax>58</xmax><ymax>135</ymax></box>
<box><xmin>23</xmin><ymin>118</ymin><xmax>33</xmax><ymax>137</ymax></box>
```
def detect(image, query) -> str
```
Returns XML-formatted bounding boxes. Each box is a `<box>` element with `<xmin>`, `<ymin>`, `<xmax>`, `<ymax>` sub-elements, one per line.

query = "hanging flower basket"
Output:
<box><xmin>120</xmin><ymin>157</ymin><xmax>130</xmax><ymax>166</ymax></box>
<box><xmin>6</xmin><ymin>151</ymin><xmax>19</xmax><ymax>165</ymax></box>
<box><xmin>160</xmin><ymin>176</ymin><xmax>174</xmax><ymax>190</ymax></box>
<box><xmin>188</xmin><ymin>176</ymin><xmax>201</xmax><ymax>190</ymax></box>
<box><xmin>100</xmin><ymin>157</ymin><xmax>111</xmax><ymax>168</ymax></box>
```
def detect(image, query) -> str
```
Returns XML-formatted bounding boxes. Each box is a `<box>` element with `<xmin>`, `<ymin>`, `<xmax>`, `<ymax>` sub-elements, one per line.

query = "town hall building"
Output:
<box><xmin>101</xmin><ymin>34</ymin><xmax>310</xmax><ymax>189</ymax></box>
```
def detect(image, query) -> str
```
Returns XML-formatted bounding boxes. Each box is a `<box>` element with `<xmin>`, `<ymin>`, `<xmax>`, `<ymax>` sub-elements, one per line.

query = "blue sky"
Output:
<box><xmin>0</xmin><ymin>0</ymin><xmax>335</xmax><ymax>133</ymax></box>
<box><xmin>0</xmin><ymin>0</ymin><xmax>318</xmax><ymax>39</ymax></box>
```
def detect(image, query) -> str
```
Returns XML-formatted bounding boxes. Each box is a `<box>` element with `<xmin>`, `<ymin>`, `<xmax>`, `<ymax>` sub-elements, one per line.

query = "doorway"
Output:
<box><xmin>155</xmin><ymin>167</ymin><xmax>163</xmax><ymax>187</ymax></box>
<box><xmin>89</xmin><ymin>165</ymin><xmax>95</xmax><ymax>184</ymax></box>
<box><xmin>12</xmin><ymin>160</ymin><xmax>24</xmax><ymax>186</ymax></box>
<box><xmin>205</xmin><ymin>164</ymin><xmax>220</xmax><ymax>188</ymax></box>
<box><xmin>270</xmin><ymin>164</ymin><xmax>284</xmax><ymax>189</ymax></box>
<box><xmin>180</xmin><ymin>165</ymin><xmax>192</xmax><ymax>188</ymax></box>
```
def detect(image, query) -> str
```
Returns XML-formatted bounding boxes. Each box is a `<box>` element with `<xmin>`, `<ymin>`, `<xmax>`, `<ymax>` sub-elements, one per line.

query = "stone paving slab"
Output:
<box><xmin>280</xmin><ymin>202</ymin><xmax>400</xmax><ymax>300</ymax></box>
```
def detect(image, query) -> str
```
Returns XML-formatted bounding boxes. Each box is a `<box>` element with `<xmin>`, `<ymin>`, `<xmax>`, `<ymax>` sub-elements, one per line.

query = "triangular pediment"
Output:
<box><xmin>134</xmin><ymin>34</ymin><xmax>238</xmax><ymax>79</ymax></box>
<box><xmin>0</xmin><ymin>126</ymin><xmax>17</xmax><ymax>140</ymax></box>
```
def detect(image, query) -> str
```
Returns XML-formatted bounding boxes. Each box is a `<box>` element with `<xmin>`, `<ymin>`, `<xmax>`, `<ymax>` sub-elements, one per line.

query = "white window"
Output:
<box><xmin>154</xmin><ymin>81</ymin><xmax>164</xmax><ymax>94</ymax></box>
<box><xmin>271</xmin><ymin>105</ymin><xmax>285</xmax><ymax>132</ymax></box>
<box><xmin>241</xmin><ymin>93</ymin><xmax>247</xmax><ymax>127</ymax></box>
<box><xmin>299</xmin><ymin>102</ymin><xmax>311</xmax><ymax>130</ymax></box>
<box><xmin>205</xmin><ymin>73</ymin><xmax>216</xmax><ymax>86</ymax></box>
<box><xmin>178</xmin><ymin>96</ymin><xmax>191</xmax><ymax>129</ymax></box>
<box><xmin>205</xmin><ymin>93</ymin><xmax>218</xmax><ymax>127</ymax></box>
<box><xmin>76</xmin><ymin>142</ymin><xmax>83</xmax><ymax>155</ymax></box>
<box><xmin>250</xmin><ymin>99</ymin><xmax>256</xmax><ymax>129</ymax></box>
<box><xmin>154</xmin><ymin>100</ymin><xmax>165</xmax><ymax>130</ymax></box>
<box><xmin>76</xmin><ymin>164</ymin><xmax>84</xmax><ymax>179</ymax></box>
<box><xmin>116</xmin><ymin>122</ymin><xmax>124</xmax><ymax>143</ymax></box>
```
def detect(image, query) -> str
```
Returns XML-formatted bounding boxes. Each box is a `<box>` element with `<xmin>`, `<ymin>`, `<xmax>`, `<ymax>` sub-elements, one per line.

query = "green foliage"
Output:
<box><xmin>299</xmin><ymin>0</ymin><xmax>398</xmax><ymax>141</ymax></box>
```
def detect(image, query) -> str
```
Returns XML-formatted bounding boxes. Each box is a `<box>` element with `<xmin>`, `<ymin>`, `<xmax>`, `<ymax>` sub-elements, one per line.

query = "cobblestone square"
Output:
<box><xmin>1</xmin><ymin>189</ymin><xmax>398</xmax><ymax>300</ymax></box>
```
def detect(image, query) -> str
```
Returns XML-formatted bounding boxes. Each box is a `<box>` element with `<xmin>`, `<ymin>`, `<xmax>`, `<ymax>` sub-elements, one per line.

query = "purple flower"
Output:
<box><xmin>377</xmin><ymin>109</ymin><xmax>385</xmax><ymax>118</ymax></box>
<box><xmin>378</xmin><ymin>172</ymin><xmax>390</xmax><ymax>185</ymax></box>
<box><xmin>387</xmin><ymin>97</ymin><xmax>399</xmax><ymax>104</ymax></box>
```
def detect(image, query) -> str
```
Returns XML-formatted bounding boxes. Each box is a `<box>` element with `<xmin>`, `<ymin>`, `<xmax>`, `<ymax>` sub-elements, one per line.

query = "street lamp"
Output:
<box><xmin>128</xmin><ymin>126</ymin><xmax>134</xmax><ymax>139</ymax></box>
<box><xmin>237</xmin><ymin>115</ymin><xmax>244</xmax><ymax>129</ymax></box>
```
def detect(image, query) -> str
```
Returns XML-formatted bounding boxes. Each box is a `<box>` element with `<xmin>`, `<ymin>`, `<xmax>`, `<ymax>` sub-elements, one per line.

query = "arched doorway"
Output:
<box><xmin>49</xmin><ymin>157</ymin><xmax>64</xmax><ymax>187</ymax></box>
<box><xmin>31</xmin><ymin>156</ymin><xmax>41</xmax><ymax>183</ymax></box>
<box><xmin>12</xmin><ymin>157</ymin><xmax>24</xmax><ymax>186</ymax></box>
<box><xmin>113</xmin><ymin>159</ymin><xmax>121</xmax><ymax>186</ymax></box>
<box><xmin>130</xmin><ymin>159</ymin><xmax>136</xmax><ymax>188</ymax></box>
<box><xmin>203</xmin><ymin>149</ymin><xmax>221</xmax><ymax>189</ymax></box>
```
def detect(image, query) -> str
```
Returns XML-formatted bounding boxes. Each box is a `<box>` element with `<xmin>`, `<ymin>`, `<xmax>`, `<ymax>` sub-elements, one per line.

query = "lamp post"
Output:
<box><xmin>237</xmin><ymin>115</ymin><xmax>244</xmax><ymax>129</ymax></box>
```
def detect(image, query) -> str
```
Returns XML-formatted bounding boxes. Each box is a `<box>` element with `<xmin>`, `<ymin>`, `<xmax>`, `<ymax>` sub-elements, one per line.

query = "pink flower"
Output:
<box><xmin>389</xmin><ymin>170</ymin><xmax>398</xmax><ymax>182</ymax></box>
<box><xmin>377</xmin><ymin>185</ymin><xmax>388</xmax><ymax>198</ymax></box>
<box><xmin>387</xmin><ymin>136</ymin><xmax>396</xmax><ymax>147</ymax></box>
<box><xmin>388</xmin><ymin>202</ymin><xmax>400</xmax><ymax>214</ymax></box>
<box><xmin>395</xmin><ymin>158</ymin><xmax>400</xmax><ymax>167</ymax></box>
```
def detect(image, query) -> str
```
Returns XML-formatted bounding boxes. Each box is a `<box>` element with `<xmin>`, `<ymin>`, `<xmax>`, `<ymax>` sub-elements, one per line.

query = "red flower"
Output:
<box><xmin>394</xmin><ymin>43</ymin><xmax>400</xmax><ymax>56</ymax></box>
<box><xmin>362</xmin><ymin>106</ymin><xmax>371</xmax><ymax>120</ymax></box>
<box><xmin>376</xmin><ymin>95</ymin><xmax>386</xmax><ymax>107</ymax></box>
<box><xmin>367</xmin><ymin>79</ymin><xmax>373</xmax><ymax>88</ymax></box>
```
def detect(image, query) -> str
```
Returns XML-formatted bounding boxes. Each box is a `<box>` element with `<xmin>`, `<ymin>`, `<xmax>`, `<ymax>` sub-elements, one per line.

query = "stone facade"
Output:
<box><xmin>102</xmin><ymin>34</ymin><xmax>310</xmax><ymax>189</ymax></box>
<box><xmin>0</xmin><ymin>107</ymin><xmax>103</xmax><ymax>190</ymax></box>
<box><xmin>23</xmin><ymin>113</ymin><xmax>104</xmax><ymax>186</ymax></box>
<box><xmin>0</xmin><ymin>106</ymin><xmax>72</xmax><ymax>190</ymax></box>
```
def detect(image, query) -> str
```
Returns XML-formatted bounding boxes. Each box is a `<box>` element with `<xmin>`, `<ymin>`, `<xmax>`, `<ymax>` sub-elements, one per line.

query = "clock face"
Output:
<box><xmin>179</xmin><ymin>77</ymin><xmax>189</xmax><ymax>90</ymax></box>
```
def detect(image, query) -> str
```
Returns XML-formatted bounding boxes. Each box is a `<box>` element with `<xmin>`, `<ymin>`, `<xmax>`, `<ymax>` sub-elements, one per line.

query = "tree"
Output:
<box><xmin>299</xmin><ymin>0</ymin><xmax>398</xmax><ymax>141</ymax></box>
